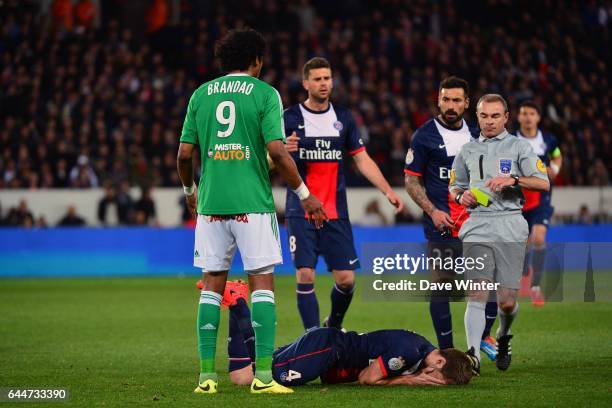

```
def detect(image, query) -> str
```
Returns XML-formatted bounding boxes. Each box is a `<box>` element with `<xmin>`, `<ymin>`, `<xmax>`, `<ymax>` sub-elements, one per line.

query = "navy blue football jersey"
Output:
<box><xmin>337</xmin><ymin>329</ymin><xmax>436</xmax><ymax>378</ymax></box>
<box><xmin>284</xmin><ymin>103</ymin><xmax>365</xmax><ymax>220</ymax></box>
<box><xmin>516</xmin><ymin>129</ymin><xmax>560</xmax><ymax>211</ymax></box>
<box><xmin>405</xmin><ymin>118</ymin><xmax>479</xmax><ymax>240</ymax></box>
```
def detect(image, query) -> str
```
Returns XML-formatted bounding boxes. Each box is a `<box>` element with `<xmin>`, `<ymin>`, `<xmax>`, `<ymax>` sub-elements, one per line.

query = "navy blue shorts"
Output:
<box><xmin>272</xmin><ymin>328</ymin><xmax>341</xmax><ymax>386</ymax></box>
<box><xmin>523</xmin><ymin>206</ymin><xmax>554</xmax><ymax>230</ymax></box>
<box><xmin>287</xmin><ymin>218</ymin><xmax>359</xmax><ymax>271</ymax></box>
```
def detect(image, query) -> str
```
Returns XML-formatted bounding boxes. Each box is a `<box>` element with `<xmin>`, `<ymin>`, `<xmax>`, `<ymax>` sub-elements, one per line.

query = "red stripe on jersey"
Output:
<box><xmin>448</xmin><ymin>194</ymin><xmax>469</xmax><ymax>237</ymax></box>
<box><xmin>349</xmin><ymin>146</ymin><xmax>366</xmax><ymax>156</ymax></box>
<box><xmin>377</xmin><ymin>356</ymin><xmax>388</xmax><ymax>378</ymax></box>
<box><xmin>305</xmin><ymin>162</ymin><xmax>339</xmax><ymax>220</ymax></box>
<box><xmin>522</xmin><ymin>188</ymin><xmax>541</xmax><ymax>211</ymax></box>
<box><xmin>404</xmin><ymin>169</ymin><xmax>422</xmax><ymax>176</ymax></box>
<box><xmin>273</xmin><ymin>347</ymin><xmax>332</xmax><ymax>367</ymax></box>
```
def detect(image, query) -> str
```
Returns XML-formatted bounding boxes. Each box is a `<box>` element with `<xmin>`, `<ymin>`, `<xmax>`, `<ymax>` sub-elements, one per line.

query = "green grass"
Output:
<box><xmin>1</xmin><ymin>276</ymin><xmax>611</xmax><ymax>407</ymax></box>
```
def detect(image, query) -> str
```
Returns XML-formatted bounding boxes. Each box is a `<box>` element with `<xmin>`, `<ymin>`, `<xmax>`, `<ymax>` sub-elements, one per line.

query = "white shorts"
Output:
<box><xmin>193</xmin><ymin>213</ymin><xmax>283</xmax><ymax>273</ymax></box>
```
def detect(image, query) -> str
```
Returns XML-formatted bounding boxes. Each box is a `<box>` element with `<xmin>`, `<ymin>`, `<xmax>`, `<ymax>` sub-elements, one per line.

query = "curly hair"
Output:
<box><xmin>215</xmin><ymin>28</ymin><xmax>266</xmax><ymax>73</ymax></box>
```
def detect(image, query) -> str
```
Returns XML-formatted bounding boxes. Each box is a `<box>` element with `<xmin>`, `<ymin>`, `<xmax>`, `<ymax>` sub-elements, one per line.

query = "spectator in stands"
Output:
<box><xmin>57</xmin><ymin>205</ymin><xmax>86</xmax><ymax>227</ymax></box>
<box><xmin>69</xmin><ymin>155</ymin><xmax>99</xmax><ymax>188</ymax></box>
<box><xmin>51</xmin><ymin>0</ymin><xmax>73</xmax><ymax>31</ymax></box>
<box><xmin>577</xmin><ymin>205</ymin><xmax>593</xmax><ymax>225</ymax></box>
<box><xmin>134</xmin><ymin>187</ymin><xmax>157</xmax><ymax>226</ymax></box>
<box><xmin>3</xmin><ymin>200</ymin><xmax>34</xmax><ymax>227</ymax></box>
<box><xmin>116</xmin><ymin>180</ymin><xmax>134</xmax><ymax>225</ymax></box>
<box><xmin>394</xmin><ymin>206</ymin><xmax>417</xmax><ymax>225</ymax></box>
<box><xmin>359</xmin><ymin>199</ymin><xmax>388</xmax><ymax>226</ymax></box>
<box><xmin>36</xmin><ymin>216</ymin><xmax>49</xmax><ymax>228</ymax></box>
<box><xmin>146</xmin><ymin>0</ymin><xmax>168</xmax><ymax>33</ymax></box>
<box><xmin>588</xmin><ymin>159</ymin><xmax>610</xmax><ymax>186</ymax></box>
<box><xmin>0</xmin><ymin>0</ymin><xmax>609</xmax><ymax>200</ymax></box>
<box><xmin>97</xmin><ymin>183</ymin><xmax>117</xmax><ymax>226</ymax></box>
<box><xmin>74</xmin><ymin>0</ymin><xmax>96</xmax><ymax>29</ymax></box>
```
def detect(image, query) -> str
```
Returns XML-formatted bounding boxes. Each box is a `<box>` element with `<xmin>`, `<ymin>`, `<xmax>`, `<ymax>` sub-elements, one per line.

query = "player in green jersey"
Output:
<box><xmin>177</xmin><ymin>28</ymin><xmax>327</xmax><ymax>395</ymax></box>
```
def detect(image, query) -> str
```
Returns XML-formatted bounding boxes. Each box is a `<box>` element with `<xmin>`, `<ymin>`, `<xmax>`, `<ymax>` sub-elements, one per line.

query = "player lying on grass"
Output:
<box><xmin>221</xmin><ymin>281</ymin><xmax>475</xmax><ymax>388</ymax></box>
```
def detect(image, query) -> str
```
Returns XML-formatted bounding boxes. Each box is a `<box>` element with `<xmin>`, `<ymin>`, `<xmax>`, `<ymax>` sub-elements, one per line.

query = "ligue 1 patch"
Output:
<box><xmin>333</xmin><ymin>120</ymin><xmax>343</xmax><ymax>131</ymax></box>
<box><xmin>499</xmin><ymin>158</ymin><xmax>512</xmax><ymax>175</ymax></box>
<box><xmin>208</xmin><ymin>149</ymin><xmax>213</xmax><ymax>158</ymax></box>
<box><xmin>536</xmin><ymin>158</ymin><xmax>546</xmax><ymax>173</ymax></box>
<box><xmin>405</xmin><ymin>148</ymin><xmax>414</xmax><ymax>165</ymax></box>
<box><xmin>449</xmin><ymin>169</ymin><xmax>455</xmax><ymax>185</ymax></box>
<box><xmin>388</xmin><ymin>357</ymin><xmax>405</xmax><ymax>371</ymax></box>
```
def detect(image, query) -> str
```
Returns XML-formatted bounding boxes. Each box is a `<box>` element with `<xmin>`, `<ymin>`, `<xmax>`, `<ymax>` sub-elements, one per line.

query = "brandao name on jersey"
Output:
<box><xmin>404</xmin><ymin>118</ymin><xmax>479</xmax><ymax>239</ymax></box>
<box><xmin>284</xmin><ymin>103</ymin><xmax>364</xmax><ymax>220</ymax></box>
<box><xmin>516</xmin><ymin>129</ymin><xmax>559</xmax><ymax>211</ymax></box>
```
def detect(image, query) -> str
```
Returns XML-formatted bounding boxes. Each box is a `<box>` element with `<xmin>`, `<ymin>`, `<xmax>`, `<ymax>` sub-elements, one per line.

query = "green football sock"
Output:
<box><xmin>251</xmin><ymin>289</ymin><xmax>276</xmax><ymax>383</ymax></box>
<box><xmin>197</xmin><ymin>290</ymin><xmax>221</xmax><ymax>382</ymax></box>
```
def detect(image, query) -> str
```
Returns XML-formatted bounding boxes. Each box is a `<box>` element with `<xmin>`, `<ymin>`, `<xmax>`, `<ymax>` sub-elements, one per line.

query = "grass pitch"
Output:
<box><xmin>1</xmin><ymin>276</ymin><xmax>611</xmax><ymax>407</ymax></box>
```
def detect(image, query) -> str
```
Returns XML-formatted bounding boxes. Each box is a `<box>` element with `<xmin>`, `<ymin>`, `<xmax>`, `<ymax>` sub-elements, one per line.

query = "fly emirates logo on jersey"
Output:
<box><xmin>298</xmin><ymin>139</ymin><xmax>342</xmax><ymax>160</ymax></box>
<box><xmin>208</xmin><ymin>143</ymin><xmax>251</xmax><ymax>161</ymax></box>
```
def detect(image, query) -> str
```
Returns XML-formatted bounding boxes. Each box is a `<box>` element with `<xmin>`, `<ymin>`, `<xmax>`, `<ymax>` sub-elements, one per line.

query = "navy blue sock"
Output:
<box><xmin>482</xmin><ymin>301</ymin><xmax>498</xmax><ymax>339</ymax></box>
<box><xmin>429</xmin><ymin>297</ymin><xmax>453</xmax><ymax>349</ymax></box>
<box><xmin>531</xmin><ymin>248</ymin><xmax>546</xmax><ymax>287</ymax></box>
<box><xmin>227</xmin><ymin>301</ymin><xmax>254</xmax><ymax>372</ymax></box>
<box><xmin>232</xmin><ymin>298</ymin><xmax>255</xmax><ymax>361</ymax></box>
<box><xmin>297</xmin><ymin>283</ymin><xmax>320</xmax><ymax>331</ymax></box>
<box><xmin>328</xmin><ymin>283</ymin><xmax>354</xmax><ymax>328</ymax></box>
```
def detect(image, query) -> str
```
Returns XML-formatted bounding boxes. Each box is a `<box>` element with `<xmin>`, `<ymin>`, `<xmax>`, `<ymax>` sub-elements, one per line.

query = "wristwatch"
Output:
<box><xmin>511</xmin><ymin>175</ymin><xmax>520</xmax><ymax>186</ymax></box>
<box><xmin>455</xmin><ymin>192</ymin><xmax>464</xmax><ymax>204</ymax></box>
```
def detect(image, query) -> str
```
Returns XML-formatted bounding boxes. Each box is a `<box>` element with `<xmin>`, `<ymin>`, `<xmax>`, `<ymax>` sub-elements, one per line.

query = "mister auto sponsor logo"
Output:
<box><xmin>209</xmin><ymin>143</ymin><xmax>251</xmax><ymax>161</ymax></box>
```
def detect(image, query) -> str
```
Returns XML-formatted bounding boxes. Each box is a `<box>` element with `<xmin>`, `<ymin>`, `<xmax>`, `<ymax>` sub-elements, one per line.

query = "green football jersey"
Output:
<box><xmin>180</xmin><ymin>73</ymin><xmax>285</xmax><ymax>215</ymax></box>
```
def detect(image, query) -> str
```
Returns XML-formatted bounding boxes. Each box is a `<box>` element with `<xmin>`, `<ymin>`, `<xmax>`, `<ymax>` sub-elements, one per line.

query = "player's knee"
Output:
<box><xmin>498</xmin><ymin>298</ymin><xmax>516</xmax><ymax>313</ymax></box>
<box><xmin>333</xmin><ymin>270</ymin><xmax>355</xmax><ymax>288</ymax></box>
<box><xmin>229</xmin><ymin>367</ymin><xmax>254</xmax><ymax>385</ymax></box>
<box><xmin>296</xmin><ymin>268</ymin><xmax>315</xmax><ymax>283</ymax></box>
<box><xmin>531</xmin><ymin>226</ymin><xmax>547</xmax><ymax>246</ymax></box>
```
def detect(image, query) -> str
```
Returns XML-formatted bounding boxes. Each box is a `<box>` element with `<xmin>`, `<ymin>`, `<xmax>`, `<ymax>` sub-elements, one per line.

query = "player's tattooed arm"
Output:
<box><xmin>405</xmin><ymin>174</ymin><xmax>453</xmax><ymax>228</ymax></box>
<box><xmin>405</xmin><ymin>174</ymin><xmax>435</xmax><ymax>216</ymax></box>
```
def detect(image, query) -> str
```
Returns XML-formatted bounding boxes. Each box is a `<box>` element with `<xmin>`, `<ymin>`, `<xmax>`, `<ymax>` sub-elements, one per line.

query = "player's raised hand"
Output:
<box><xmin>385</xmin><ymin>190</ymin><xmax>405</xmax><ymax>214</ymax></box>
<box><xmin>431</xmin><ymin>209</ymin><xmax>453</xmax><ymax>229</ymax></box>
<box><xmin>485</xmin><ymin>176</ymin><xmax>515</xmax><ymax>193</ymax></box>
<box><xmin>459</xmin><ymin>190</ymin><xmax>478</xmax><ymax>208</ymax></box>
<box><xmin>285</xmin><ymin>131</ymin><xmax>300</xmax><ymax>153</ymax></box>
<box><xmin>301</xmin><ymin>194</ymin><xmax>328</xmax><ymax>229</ymax></box>
<box><xmin>185</xmin><ymin>186</ymin><xmax>198</xmax><ymax>219</ymax></box>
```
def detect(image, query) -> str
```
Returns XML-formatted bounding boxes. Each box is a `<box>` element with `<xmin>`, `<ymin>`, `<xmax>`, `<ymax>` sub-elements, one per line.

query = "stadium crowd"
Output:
<box><xmin>0</xmin><ymin>1</ymin><xmax>610</xmax><ymax>225</ymax></box>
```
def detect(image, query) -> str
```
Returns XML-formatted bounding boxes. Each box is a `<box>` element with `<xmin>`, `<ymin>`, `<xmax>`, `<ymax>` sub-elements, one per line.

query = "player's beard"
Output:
<box><xmin>441</xmin><ymin>110</ymin><xmax>462</xmax><ymax>126</ymax></box>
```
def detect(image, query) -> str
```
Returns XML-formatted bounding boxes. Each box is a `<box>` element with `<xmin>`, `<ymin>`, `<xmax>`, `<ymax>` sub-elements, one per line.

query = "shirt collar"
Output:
<box><xmin>479</xmin><ymin>129</ymin><xmax>509</xmax><ymax>142</ymax></box>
